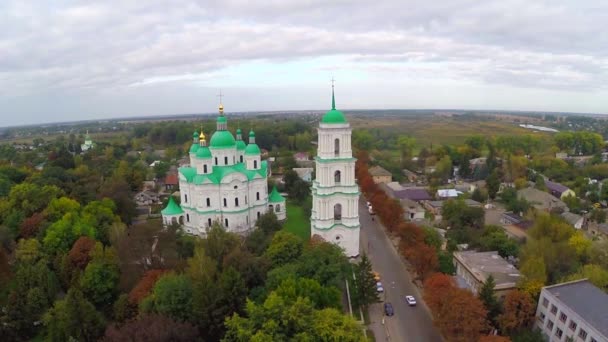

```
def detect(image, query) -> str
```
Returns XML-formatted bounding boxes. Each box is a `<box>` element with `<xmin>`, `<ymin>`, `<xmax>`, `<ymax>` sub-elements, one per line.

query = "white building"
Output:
<box><xmin>535</xmin><ymin>279</ymin><xmax>608</xmax><ymax>342</ymax></box>
<box><xmin>161</xmin><ymin>102</ymin><xmax>285</xmax><ymax>236</ymax></box>
<box><xmin>293</xmin><ymin>167</ymin><xmax>314</xmax><ymax>182</ymax></box>
<box><xmin>81</xmin><ymin>131</ymin><xmax>94</xmax><ymax>152</ymax></box>
<box><xmin>310</xmin><ymin>86</ymin><xmax>360</xmax><ymax>257</ymax></box>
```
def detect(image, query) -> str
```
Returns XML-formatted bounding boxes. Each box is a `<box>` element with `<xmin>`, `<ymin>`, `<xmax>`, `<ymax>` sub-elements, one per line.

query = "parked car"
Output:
<box><xmin>373</xmin><ymin>271</ymin><xmax>381</xmax><ymax>281</ymax></box>
<box><xmin>405</xmin><ymin>295</ymin><xmax>417</xmax><ymax>306</ymax></box>
<box><xmin>384</xmin><ymin>302</ymin><xmax>394</xmax><ymax>316</ymax></box>
<box><xmin>376</xmin><ymin>282</ymin><xmax>384</xmax><ymax>293</ymax></box>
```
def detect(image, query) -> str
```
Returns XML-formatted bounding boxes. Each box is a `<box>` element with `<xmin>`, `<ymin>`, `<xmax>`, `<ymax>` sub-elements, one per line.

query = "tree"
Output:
<box><xmin>589</xmin><ymin>240</ymin><xmax>608</xmax><ymax>269</ymax></box>
<box><xmin>80</xmin><ymin>243</ymin><xmax>120</xmax><ymax>307</ymax></box>
<box><xmin>497</xmin><ymin>290</ymin><xmax>536</xmax><ymax>335</ymax></box>
<box><xmin>14</xmin><ymin>238</ymin><xmax>43</xmax><ymax>264</ymax></box>
<box><xmin>423</xmin><ymin>273</ymin><xmax>455</xmax><ymax>312</ymax></box>
<box><xmin>404</xmin><ymin>243</ymin><xmax>438</xmax><ymax>280</ymax></box>
<box><xmin>478</xmin><ymin>275</ymin><xmax>500</xmax><ymax>326</ymax></box>
<box><xmin>68</xmin><ymin>236</ymin><xmax>96</xmax><ymax>270</ymax></box>
<box><xmin>567</xmin><ymin>231</ymin><xmax>592</xmax><ymax>260</ymax></box>
<box><xmin>128</xmin><ymin>269</ymin><xmax>168</xmax><ymax>304</ymax></box>
<box><xmin>472</xmin><ymin>188</ymin><xmax>488</xmax><ymax>203</ymax></box>
<box><xmin>479</xmin><ymin>336</ymin><xmax>511</xmax><ymax>342</ymax></box>
<box><xmin>201</xmin><ymin>223</ymin><xmax>240</xmax><ymax>267</ymax></box>
<box><xmin>144</xmin><ymin>273</ymin><xmax>193</xmax><ymax>322</ymax></box>
<box><xmin>434</xmin><ymin>288</ymin><xmax>488</xmax><ymax>342</ymax></box>
<box><xmin>43</xmin><ymin>212</ymin><xmax>96</xmax><ymax>255</ymax></box>
<box><xmin>589</xmin><ymin>208</ymin><xmax>606</xmax><ymax>223</ymax></box>
<box><xmin>442</xmin><ymin>199</ymin><xmax>485</xmax><ymax>230</ymax></box>
<box><xmin>289</xmin><ymin>179</ymin><xmax>311</xmax><ymax>203</ymax></box>
<box><xmin>264</xmin><ymin>231</ymin><xmax>303</xmax><ymax>267</ymax></box>
<box><xmin>478</xmin><ymin>226</ymin><xmax>520</xmax><ymax>258</ymax></box>
<box><xmin>564</xmin><ymin>264</ymin><xmax>608</xmax><ymax>291</ymax></box>
<box><xmin>297</xmin><ymin>240</ymin><xmax>350</xmax><ymax>287</ymax></box>
<box><xmin>43</xmin><ymin>288</ymin><xmax>105</xmax><ymax>342</ymax></box>
<box><xmin>487</xmin><ymin>170</ymin><xmax>500</xmax><ymax>200</ymax></box>
<box><xmin>102</xmin><ymin>314</ymin><xmax>198</xmax><ymax>342</ymax></box>
<box><xmin>283</xmin><ymin>169</ymin><xmax>300</xmax><ymax>190</ymax></box>
<box><xmin>353</xmin><ymin>254</ymin><xmax>379</xmax><ymax>309</ymax></box>
<box><xmin>19</xmin><ymin>212</ymin><xmax>45</xmax><ymax>238</ymax></box>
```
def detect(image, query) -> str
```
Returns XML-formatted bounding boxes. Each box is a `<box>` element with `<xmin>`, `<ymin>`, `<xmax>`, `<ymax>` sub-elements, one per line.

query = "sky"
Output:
<box><xmin>1</xmin><ymin>0</ymin><xmax>607</xmax><ymax>126</ymax></box>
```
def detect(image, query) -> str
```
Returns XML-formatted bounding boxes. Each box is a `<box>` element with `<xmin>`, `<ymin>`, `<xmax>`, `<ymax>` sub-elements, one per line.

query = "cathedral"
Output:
<box><xmin>161</xmin><ymin>101</ymin><xmax>285</xmax><ymax>236</ymax></box>
<box><xmin>311</xmin><ymin>85</ymin><xmax>360</xmax><ymax>257</ymax></box>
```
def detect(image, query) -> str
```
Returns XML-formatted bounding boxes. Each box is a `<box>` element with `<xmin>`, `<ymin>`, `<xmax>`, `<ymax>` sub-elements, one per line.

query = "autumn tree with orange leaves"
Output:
<box><xmin>497</xmin><ymin>290</ymin><xmax>536</xmax><ymax>335</ymax></box>
<box><xmin>128</xmin><ymin>269</ymin><xmax>168</xmax><ymax>304</ymax></box>
<box><xmin>479</xmin><ymin>336</ymin><xmax>511</xmax><ymax>342</ymax></box>
<box><xmin>423</xmin><ymin>273</ymin><xmax>455</xmax><ymax>312</ymax></box>
<box><xmin>435</xmin><ymin>288</ymin><xmax>488</xmax><ymax>342</ymax></box>
<box><xmin>68</xmin><ymin>236</ymin><xmax>97</xmax><ymax>270</ymax></box>
<box><xmin>404</xmin><ymin>244</ymin><xmax>438</xmax><ymax>280</ymax></box>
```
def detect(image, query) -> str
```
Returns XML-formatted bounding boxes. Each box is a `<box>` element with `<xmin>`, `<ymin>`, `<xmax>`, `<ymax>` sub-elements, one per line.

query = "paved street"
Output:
<box><xmin>359</xmin><ymin>197</ymin><xmax>443</xmax><ymax>342</ymax></box>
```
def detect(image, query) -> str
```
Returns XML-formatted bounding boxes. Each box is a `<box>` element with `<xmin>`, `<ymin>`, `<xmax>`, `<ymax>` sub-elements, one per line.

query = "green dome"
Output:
<box><xmin>244</xmin><ymin>143</ymin><xmax>261</xmax><ymax>155</ymax></box>
<box><xmin>321</xmin><ymin>109</ymin><xmax>347</xmax><ymax>124</ymax></box>
<box><xmin>236</xmin><ymin>140</ymin><xmax>247</xmax><ymax>151</ymax></box>
<box><xmin>189</xmin><ymin>144</ymin><xmax>200</xmax><ymax>153</ymax></box>
<box><xmin>249</xmin><ymin>130</ymin><xmax>255</xmax><ymax>138</ymax></box>
<box><xmin>217</xmin><ymin>116</ymin><xmax>227</xmax><ymax>124</ymax></box>
<box><xmin>236</xmin><ymin>128</ymin><xmax>242</xmax><ymax>135</ymax></box>
<box><xmin>196</xmin><ymin>146</ymin><xmax>212</xmax><ymax>159</ymax></box>
<box><xmin>192</xmin><ymin>131</ymin><xmax>199</xmax><ymax>138</ymax></box>
<box><xmin>209</xmin><ymin>130</ymin><xmax>236</xmax><ymax>148</ymax></box>
<box><xmin>269</xmin><ymin>186</ymin><xmax>285</xmax><ymax>203</ymax></box>
<box><xmin>161</xmin><ymin>196</ymin><xmax>183</xmax><ymax>216</ymax></box>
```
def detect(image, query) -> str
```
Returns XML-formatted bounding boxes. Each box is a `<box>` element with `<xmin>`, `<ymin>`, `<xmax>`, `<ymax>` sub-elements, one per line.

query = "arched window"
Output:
<box><xmin>224</xmin><ymin>218</ymin><xmax>228</xmax><ymax>227</ymax></box>
<box><xmin>257</xmin><ymin>212</ymin><xmax>261</xmax><ymax>219</ymax></box>
<box><xmin>223</xmin><ymin>198</ymin><xmax>227</xmax><ymax>207</ymax></box>
<box><xmin>269</xmin><ymin>204</ymin><xmax>274</xmax><ymax>212</ymax></box>
<box><xmin>224</xmin><ymin>156</ymin><xmax>228</xmax><ymax>165</ymax></box>
<box><xmin>215</xmin><ymin>157</ymin><xmax>218</xmax><ymax>165</ymax></box>
<box><xmin>233</xmin><ymin>156</ymin><xmax>235</xmax><ymax>163</ymax></box>
<box><xmin>254</xmin><ymin>160</ymin><xmax>258</xmax><ymax>169</ymax></box>
<box><xmin>256</xmin><ymin>192</ymin><xmax>260</xmax><ymax>201</ymax></box>
<box><xmin>206</xmin><ymin>198</ymin><xmax>210</xmax><ymax>207</ymax></box>
<box><xmin>204</xmin><ymin>165</ymin><xmax>208</xmax><ymax>173</ymax></box>
<box><xmin>334</xmin><ymin>138</ymin><xmax>340</xmax><ymax>156</ymax></box>
<box><xmin>208</xmin><ymin>218</ymin><xmax>212</xmax><ymax>227</ymax></box>
<box><xmin>186</xmin><ymin>214</ymin><xmax>190</xmax><ymax>222</ymax></box>
<box><xmin>240</xmin><ymin>155</ymin><xmax>243</xmax><ymax>163</ymax></box>
<box><xmin>235</xmin><ymin>198</ymin><xmax>239</xmax><ymax>207</ymax></box>
<box><xmin>276</xmin><ymin>204</ymin><xmax>280</xmax><ymax>212</ymax></box>
<box><xmin>185</xmin><ymin>194</ymin><xmax>188</xmax><ymax>203</ymax></box>
<box><xmin>334</xmin><ymin>203</ymin><xmax>342</xmax><ymax>221</ymax></box>
<box><xmin>334</xmin><ymin>170</ymin><xmax>341</xmax><ymax>184</ymax></box>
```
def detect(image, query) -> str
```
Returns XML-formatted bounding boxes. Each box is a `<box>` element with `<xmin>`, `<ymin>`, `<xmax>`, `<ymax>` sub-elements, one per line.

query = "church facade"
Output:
<box><xmin>161</xmin><ymin>102</ymin><xmax>285</xmax><ymax>236</ymax></box>
<box><xmin>310</xmin><ymin>87</ymin><xmax>360</xmax><ymax>257</ymax></box>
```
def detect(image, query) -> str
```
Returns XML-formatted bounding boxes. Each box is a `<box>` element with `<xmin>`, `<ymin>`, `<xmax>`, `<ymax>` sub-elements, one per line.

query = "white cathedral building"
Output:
<box><xmin>161</xmin><ymin>102</ymin><xmax>285</xmax><ymax>236</ymax></box>
<box><xmin>311</xmin><ymin>87</ymin><xmax>360</xmax><ymax>257</ymax></box>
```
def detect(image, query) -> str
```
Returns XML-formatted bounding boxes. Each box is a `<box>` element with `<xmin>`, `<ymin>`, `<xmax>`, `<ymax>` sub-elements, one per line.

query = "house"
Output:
<box><xmin>455</xmin><ymin>182</ymin><xmax>477</xmax><ymax>193</ymax></box>
<box><xmin>517</xmin><ymin>187</ymin><xmax>568</xmax><ymax>212</ymax></box>
<box><xmin>499</xmin><ymin>212</ymin><xmax>532</xmax><ymax>241</ymax></box>
<box><xmin>401</xmin><ymin>198</ymin><xmax>425</xmax><ymax>221</ymax></box>
<box><xmin>142</xmin><ymin>180</ymin><xmax>156</xmax><ymax>191</ymax></box>
<box><xmin>437</xmin><ymin>189</ymin><xmax>459</xmax><ymax>199</ymax></box>
<box><xmin>395</xmin><ymin>188</ymin><xmax>433</xmax><ymax>202</ymax></box>
<box><xmin>501</xmin><ymin>212</ymin><xmax>525</xmax><ymax>226</ymax></box>
<box><xmin>546</xmin><ymin>180</ymin><xmax>576</xmax><ymax>200</ymax></box>
<box><xmin>423</xmin><ymin>200</ymin><xmax>444</xmax><ymax>216</ymax></box>
<box><xmin>292</xmin><ymin>167</ymin><xmax>314</xmax><ymax>182</ymax></box>
<box><xmin>561</xmin><ymin>212</ymin><xmax>585</xmax><ymax>229</ymax></box>
<box><xmin>293</xmin><ymin>152</ymin><xmax>309</xmax><ymax>162</ymax></box>
<box><xmin>150</xmin><ymin>160</ymin><xmax>161</xmax><ymax>167</ymax></box>
<box><xmin>134</xmin><ymin>190</ymin><xmax>160</xmax><ymax>206</ymax></box>
<box><xmin>164</xmin><ymin>173</ymin><xmax>179</xmax><ymax>191</ymax></box>
<box><xmin>402</xmin><ymin>169</ymin><xmax>419</xmax><ymax>182</ymax></box>
<box><xmin>464</xmin><ymin>199</ymin><xmax>482</xmax><ymax>208</ymax></box>
<box><xmin>555</xmin><ymin>152</ymin><xmax>568</xmax><ymax>159</ymax></box>
<box><xmin>453</xmin><ymin>251</ymin><xmax>522</xmax><ymax>299</ymax></box>
<box><xmin>369</xmin><ymin>166</ymin><xmax>393</xmax><ymax>184</ymax></box>
<box><xmin>469</xmin><ymin>157</ymin><xmax>487</xmax><ymax>169</ymax></box>
<box><xmin>535</xmin><ymin>280</ymin><xmax>608</xmax><ymax>342</ymax></box>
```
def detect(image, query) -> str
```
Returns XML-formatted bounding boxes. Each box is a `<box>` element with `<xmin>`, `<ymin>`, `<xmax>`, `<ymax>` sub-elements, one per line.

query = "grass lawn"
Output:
<box><xmin>283</xmin><ymin>202</ymin><xmax>310</xmax><ymax>241</ymax></box>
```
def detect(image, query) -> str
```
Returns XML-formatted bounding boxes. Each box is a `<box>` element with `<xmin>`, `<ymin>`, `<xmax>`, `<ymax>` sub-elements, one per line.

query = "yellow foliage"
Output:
<box><xmin>568</xmin><ymin>231</ymin><xmax>592</xmax><ymax>258</ymax></box>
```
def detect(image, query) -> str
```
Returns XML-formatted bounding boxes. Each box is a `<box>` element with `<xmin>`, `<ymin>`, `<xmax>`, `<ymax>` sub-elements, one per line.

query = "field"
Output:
<box><xmin>283</xmin><ymin>202</ymin><xmax>310</xmax><ymax>240</ymax></box>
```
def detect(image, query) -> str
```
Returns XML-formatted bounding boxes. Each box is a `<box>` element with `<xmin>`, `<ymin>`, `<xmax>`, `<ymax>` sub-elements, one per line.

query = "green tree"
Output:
<box><xmin>564</xmin><ymin>264</ymin><xmax>608</xmax><ymax>291</ymax></box>
<box><xmin>471</xmin><ymin>187</ymin><xmax>488</xmax><ymax>203</ymax></box>
<box><xmin>43</xmin><ymin>212</ymin><xmax>96</xmax><ymax>255</ymax></box>
<box><xmin>353</xmin><ymin>254</ymin><xmax>379</xmax><ymax>309</ymax></box>
<box><xmin>478</xmin><ymin>275</ymin><xmax>501</xmax><ymax>327</ymax></box>
<box><xmin>264</xmin><ymin>231</ymin><xmax>303</xmax><ymax>267</ymax></box>
<box><xmin>478</xmin><ymin>226</ymin><xmax>520</xmax><ymax>258</ymax></box>
<box><xmin>487</xmin><ymin>170</ymin><xmax>500</xmax><ymax>200</ymax></box>
<box><xmin>144</xmin><ymin>273</ymin><xmax>193</xmax><ymax>322</ymax></box>
<box><xmin>289</xmin><ymin>179</ymin><xmax>311</xmax><ymax>204</ymax></box>
<box><xmin>81</xmin><ymin>258</ymin><xmax>120</xmax><ymax>307</ymax></box>
<box><xmin>43</xmin><ymin>288</ymin><xmax>105</xmax><ymax>342</ymax></box>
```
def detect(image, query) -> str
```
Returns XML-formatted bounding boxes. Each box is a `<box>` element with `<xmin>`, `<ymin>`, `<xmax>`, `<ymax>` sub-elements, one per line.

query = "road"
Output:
<box><xmin>359</xmin><ymin>197</ymin><xmax>443</xmax><ymax>342</ymax></box>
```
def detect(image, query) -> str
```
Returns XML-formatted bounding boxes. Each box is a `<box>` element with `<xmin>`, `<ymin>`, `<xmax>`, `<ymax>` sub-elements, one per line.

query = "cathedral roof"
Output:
<box><xmin>268</xmin><ymin>186</ymin><xmax>285</xmax><ymax>203</ymax></box>
<box><xmin>195</xmin><ymin>146</ymin><xmax>212</xmax><ymax>159</ymax></box>
<box><xmin>209</xmin><ymin>130</ymin><xmax>236</xmax><ymax>149</ymax></box>
<box><xmin>321</xmin><ymin>85</ymin><xmax>347</xmax><ymax>124</ymax></box>
<box><xmin>161</xmin><ymin>196</ymin><xmax>183</xmax><ymax>216</ymax></box>
<box><xmin>189</xmin><ymin>144</ymin><xmax>200</xmax><ymax>153</ymax></box>
<box><xmin>179</xmin><ymin>160</ymin><xmax>268</xmax><ymax>185</ymax></box>
<box><xmin>236</xmin><ymin>140</ymin><xmax>247</xmax><ymax>151</ymax></box>
<box><xmin>244</xmin><ymin>143</ymin><xmax>261</xmax><ymax>155</ymax></box>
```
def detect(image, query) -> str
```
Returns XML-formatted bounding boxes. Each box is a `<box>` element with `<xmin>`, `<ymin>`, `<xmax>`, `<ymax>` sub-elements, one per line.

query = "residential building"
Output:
<box><xmin>423</xmin><ymin>200</ymin><xmax>444</xmax><ymax>216</ymax></box>
<box><xmin>518</xmin><ymin>187</ymin><xmax>568</xmax><ymax>212</ymax></box>
<box><xmin>455</xmin><ymin>182</ymin><xmax>477</xmax><ymax>193</ymax></box>
<box><xmin>453</xmin><ymin>251</ymin><xmax>521</xmax><ymax>299</ymax></box>
<box><xmin>310</xmin><ymin>86</ymin><xmax>360</xmax><ymax>257</ymax></box>
<box><xmin>395</xmin><ymin>187</ymin><xmax>433</xmax><ymax>202</ymax></box>
<box><xmin>546</xmin><ymin>180</ymin><xmax>576</xmax><ymax>200</ymax></box>
<box><xmin>464</xmin><ymin>199</ymin><xmax>482</xmax><ymax>208</ymax></box>
<box><xmin>164</xmin><ymin>173</ymin><xmax>179</xmax><ymax>191</ymax></box>
<box><xmin>401</xmin><ymin>198</ymin><xmax>425</xmax><ymax>221</ymax></box>
<box><xmin>369</xmin><ymin>165</ymin><xmax>393</xmax><ymax>184</ymax></box>
<box><xmin>499</xmin><ymin>212</ymin><xmax>532</xmax><ymax>241</ymax></box>
<box><xmin>561</xmin><ymin>212</ymin><xmax>585</xmax><ymax>230</ymax></box>
<box><xmin>535</xmin><ymin>279</ymin><xmax>608</xmax><ymax>342</ymax></box>
<box><xmin>402</xmin><ymin>169</ymin><xmax>419</xmax><ymax>182</ymax></box>
<box><xmin>294</xmin><ymin>152</ymin><xmax>309</xmax><ymax>162</ymax></box>
<box><xmin>501</xmin><ymin>212</ymin><xmax>525</xmax><ymax>226</ymax></box>
<box><xmin>292</xmin><ymin>167</ymin><xmax>314</xmax><ymax>182</ymax></box>
<box><xmin>437</xmin><ymin>188</ymin><xmax>459</xmax><ymax>199</ymax></box>
<box><xmin>161</xmin><ymin>101</ymin><xmax>285</xmax><ymax>236</ymax></box>
<box><xmin>134</xmin><ymin>191</ymin><xmax>160</xmax><ymax>206</ymax></box>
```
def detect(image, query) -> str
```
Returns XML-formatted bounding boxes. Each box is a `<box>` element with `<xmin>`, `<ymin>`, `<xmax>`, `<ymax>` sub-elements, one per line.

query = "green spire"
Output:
<box><xmin>269</xmin><ymin>185</ymin><xmax>285</xmax><ymax>203</ymax></box>
<box><xmin>161</xmin><ymin>196</ymin><xmax>183</xmax><ymax>215</ymax></box>
<box><xmin>331</xmin><ymin>79</ymin><xmax>336</xmax><ymax>110</ymax></box>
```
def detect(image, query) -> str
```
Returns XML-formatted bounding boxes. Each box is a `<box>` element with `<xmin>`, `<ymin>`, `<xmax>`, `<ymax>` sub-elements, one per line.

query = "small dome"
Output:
<box><xmin>321</xmin><ymin>109</ymin><xmax>347</xmax><ymax>124</ymax></box>
<box><xmin>244</xmin><ymin>143</ymin><xmax>261</xmax><ymax>155</ymax></box>
<box><xmin>193</xmin><ymin>131</ymin><xmax>199</xmax><ymax>138</ymax></box>
<box><xmin>209</xmin><ymin>130</ymin><xmax>236</xmax><ymax>148</ymax></box>
<box><xmin>236</xmin><ymin>128</ymin><xmax>242</xmax><ymax>135</ymax></box>
<box><xmin>249</xmin><ymin>130</ymin><xmax>255</xmax><ymax>138</ymax></box>
<box><xmin>236</xmin><ymin>140</ymin><xmax>247</xmax><ymax>151</ymax></box>
<box><xmin>189</xmin><ymin>144</ymin><xmax>199</xmax><ymax>153</ymax></box>
<box><xmin>196</xmin><ymin>146</ymin><xmax>212</xmax><ymax>159</ymax></box>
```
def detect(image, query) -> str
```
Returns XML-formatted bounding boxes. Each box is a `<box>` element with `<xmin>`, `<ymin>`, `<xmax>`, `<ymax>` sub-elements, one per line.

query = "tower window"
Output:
<box><xmin>224</xmin><ymin>218</ymin><xmax>228</xmax><ymax>227</ymax></box>
<box><xmin>245</xmin><ymin>196</ymin><xmax>247</xmax><ymax>204</ymax></box>
<box><xmin>233</xmin><ymin>156</ymin><xmax>235</xmax><ymax>163</ymax></box>
<box><xmin>334</xmin><ymin>170</ymin><xmax>341</xmax><ymax>184</ymax></box>
<box><xmin>207</xmin><ymin>218</ymin><xmax>212</xmax><ymax>227</ymax></box>
<box><xmin>246</xmin><ymin>216</ymin><xmax>249</xmax><ymax>224</ymax></box>
<box><xmin>215</xmin><ymin>157</ymin><xmax>218</xmax><ymax>165</ymax></box>
<box><xmin>269</xmin><ymin>204</ymin><xmax>274</xmax><ymax>212</ymax></box>
<box><xmin>276</xmin><ymin>204</ymin><xmax>280</xmax><ymax>212</ymax></box>
<box><xmin>254</xmin><ymin>160</ymin><xmax>258</xmax><ymax>169</ymax></box>
<box><xmin>184</xmin><ymin>194</ymin><xmax>188</xmax><ymax>203</ymax></box>
<box><xmin>240</xmin><ymin>155</ymin><xmax>243</xmax><ymax>163</ymax></box>
<box><xmin>235</xmin><ymin>198</ymin><xmax>239</xmax><ymax>207</ymax></box>
<box><xmin>234</xmin><ymin>185</ymin><xmax>238</xmax><ymax>189</ymax></box>
<box><xmin>334</xmin><ymin>138</ymin><xmax>340</xmax><ymax>156</ymax></box>
<box><xmin>224</xmin><ymin>156</ymin><xmax>228</xmax><ymax>165</ymax></box>
<box><xmin>257</xmin><ymin>212</ymin><xmax>261</xmax><ymax>219</ymax></box>
<box><xmin>334</xmin><ymin>203</ymin><xmax>342</xmax><ymax>221</ymax></box>
<box><xmin>204</xmin><ymin>165</ymin><xmax>208</xmax><ymax>173</ymax></box>
<box><xmin>206</xmin><ymin>198</ymin><xmax>210</xmax><ymax>207</ymax></box>
<box><xmin>186</xmin><ymin>214</ymin><xmax>190</xmax><ymax>222</ymax></box>
<box><xmin>256</xmin><ymin>192</ymin><xmax>260</xmax><ymax>201</ymax></box>
<box><xmin>223</xmin><ymin>198</ymin><xmax>227</xmax><ymax>207</ymax></box>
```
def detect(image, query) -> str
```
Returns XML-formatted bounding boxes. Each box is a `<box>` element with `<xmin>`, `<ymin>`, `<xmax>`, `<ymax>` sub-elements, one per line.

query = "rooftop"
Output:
<box><xmin>517</xmin><ymin>187</ymin><xmax>567</xmax><ymax>210</ymax></box>
<box><xmin>544</xmin><ymin>279</ymin><xmax>608</xmax><ymax>338</ymax></box>
<box><xmin>400</xmin><ymin>198</ymin><xmax>424</xmax><ymax>212</ymax></box>
<box><xmin>437</xmin><ymin>189</ymin><xmax>460</xmax><ymax>198</ymax></box>
<box><xmin>369</xmin><ymin>165</ymin><xmax>392</xmax><ymax>177</ymax></box>
<box><xmin>395</xmin><ymin>188</ymin><xmax>432</xmax><ymax>201</ymax></box>
<box><xmin>561</xmin><ymin>211</ymin><xmax>583</xmax><ymax>226</ymax></box>
<box><xmin>454</xmin><ymin>251</ymin><xmax>521</xmax><ymax>289</ymax></box>
<box><xmin>545</xmin><ymin>180</ymin><xmax>570</xmax><ymax>194</ymax></box>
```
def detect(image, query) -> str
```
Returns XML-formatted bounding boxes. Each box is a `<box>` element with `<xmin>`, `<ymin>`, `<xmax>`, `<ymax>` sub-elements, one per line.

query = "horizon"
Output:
<box><xmin>1</xmin><ymin>1</ymin><xmax>607</xmax><ymax>126</ymax></box>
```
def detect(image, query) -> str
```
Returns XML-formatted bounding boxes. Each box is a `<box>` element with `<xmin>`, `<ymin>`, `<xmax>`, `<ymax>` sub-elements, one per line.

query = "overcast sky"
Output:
<box><xmin>1</xmin><ymin>1</ymin><xmax>607</xmax><ymax>126</ymax></box>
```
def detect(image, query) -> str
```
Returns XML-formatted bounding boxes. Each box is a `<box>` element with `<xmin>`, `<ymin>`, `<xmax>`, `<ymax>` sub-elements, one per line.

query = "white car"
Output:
<box><xmin>405</xmin><ymin>295</ymin><xmax>417</xmax><ymax>306</ymax></box>
<box><xmin>376</xmin><ymin>282</ymin><xmax>384</xmax><ymax>293</ymax></box>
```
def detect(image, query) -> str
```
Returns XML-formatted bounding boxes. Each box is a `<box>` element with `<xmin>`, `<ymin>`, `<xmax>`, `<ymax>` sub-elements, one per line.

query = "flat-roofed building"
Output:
<box><xmin>535</xmin><ymin>279</ymin><xmax>608</xmax><ymax>342</ymax></box>
<box><xmin>453</xmin><ymin>251</ymin><xmax>521</xmax><ymax>299</ymax></box>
